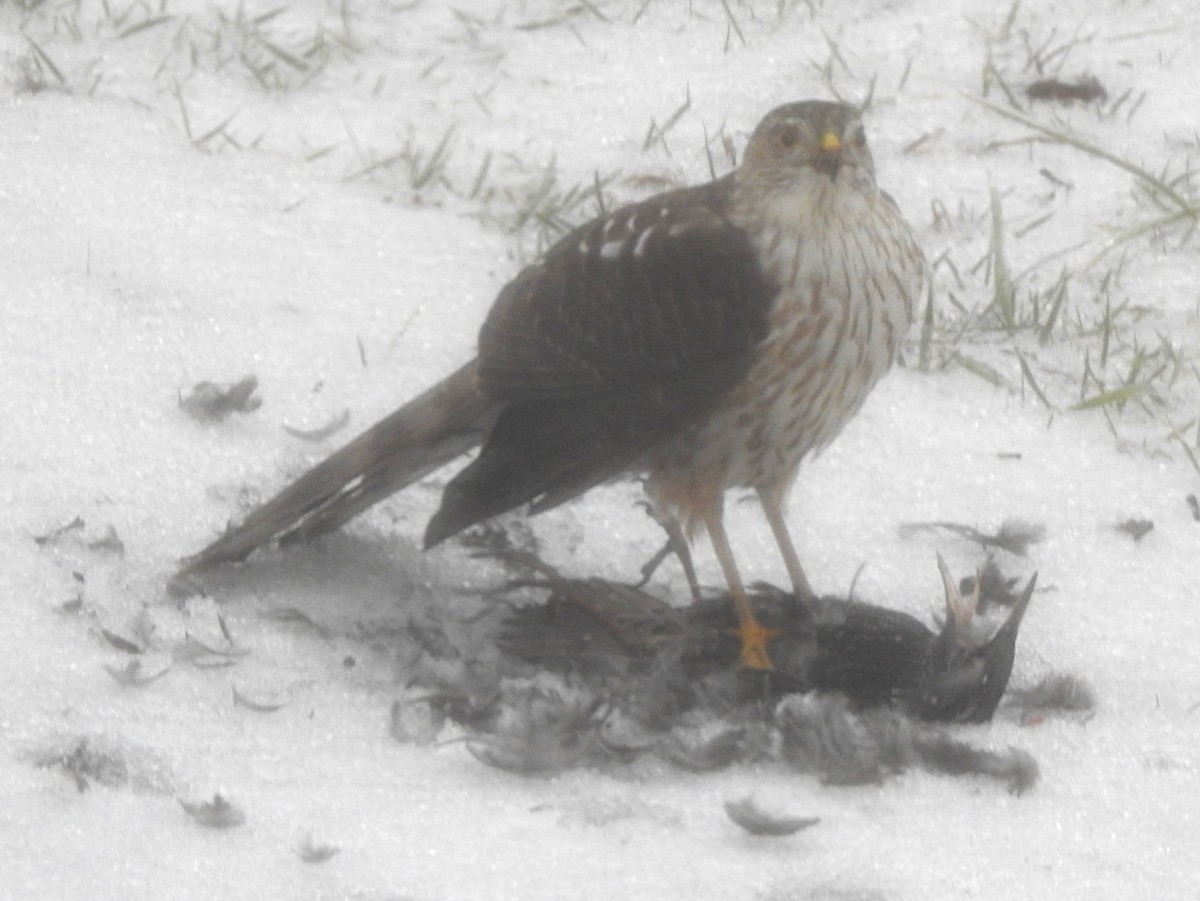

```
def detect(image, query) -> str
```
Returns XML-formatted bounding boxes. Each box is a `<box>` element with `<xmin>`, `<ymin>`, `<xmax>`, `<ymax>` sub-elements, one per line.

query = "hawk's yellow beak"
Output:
<box><xmin>819</xmin><ymin>131</ymin><xmax>842</xmax><ymax>153</ymax></box>
<box><xmin>815</xmin><ymin>130</ymin><xmax>843</xmax><ymax>179</ymax></box>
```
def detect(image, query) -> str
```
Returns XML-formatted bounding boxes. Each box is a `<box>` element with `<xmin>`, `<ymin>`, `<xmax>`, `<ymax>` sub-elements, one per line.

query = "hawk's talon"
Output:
<box><xmin>735</xmin><ymin>617</ymin><xmax>780</xmax><ymax>671</ymax></box>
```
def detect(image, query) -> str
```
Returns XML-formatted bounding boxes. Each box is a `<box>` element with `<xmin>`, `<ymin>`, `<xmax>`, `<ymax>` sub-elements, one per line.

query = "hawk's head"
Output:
<box><xmin>740</xmin><ymin>101</ymin><xmax>877</xmax><ymax>193</ymax></box>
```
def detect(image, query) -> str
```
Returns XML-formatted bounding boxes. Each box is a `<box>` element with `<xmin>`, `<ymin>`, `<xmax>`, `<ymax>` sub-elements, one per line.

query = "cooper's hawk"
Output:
<box><xmin>180</xmin><ymin>100</ymin><xmax>926</xmax><ymax>671</ymax></box>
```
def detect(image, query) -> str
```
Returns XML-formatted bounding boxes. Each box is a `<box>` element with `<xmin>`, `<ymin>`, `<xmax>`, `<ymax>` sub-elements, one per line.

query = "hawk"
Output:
<box><xmin>180</xmin><ymin>100</ymin><xmax>926</xmax><ymax>671</ymax></box>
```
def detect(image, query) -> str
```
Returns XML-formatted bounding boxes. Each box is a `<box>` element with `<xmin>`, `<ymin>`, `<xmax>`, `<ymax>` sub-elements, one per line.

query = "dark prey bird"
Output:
<box><xmin>179</xmin><ymin>100</ymin><xmax>926</xmax><ymax>670</ymax></box>
<box><xmin>497</xmin><ymin>554</ymin><xmax>1037</xmax><ymax>724</ymax></box>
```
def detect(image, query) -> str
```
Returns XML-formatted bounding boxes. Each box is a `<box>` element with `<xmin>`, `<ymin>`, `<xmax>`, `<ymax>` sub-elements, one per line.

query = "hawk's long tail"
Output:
<box><xmin>178</xmin><ymin>361</ymin><xmax>499</xmax><ymax>575</ymax></box>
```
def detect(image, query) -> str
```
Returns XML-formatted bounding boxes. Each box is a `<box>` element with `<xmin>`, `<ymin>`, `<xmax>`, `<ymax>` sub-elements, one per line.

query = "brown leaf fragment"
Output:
<box><xmin>724</xmin><ymin>797</ymin><xmax>820</xmax><ymax>837</ymax></box>
<box><xmin>180</xmin><ymin>793</ymin><xmax>245</xmax><ymax>829</ymax></box>
<box><xmin>282</xmin><ymin>409</ymin><xmax>350</xmax><ymax>442</ymax></box>
<box><xmin>179</xmin><ymin>375</ymin><xmax>261</xmax><ymax>422</ymax></box>
<box><xmin>1025</xmin><ymin>76</ymin><xmax>1107</xmax><ymax>104</ymax></box>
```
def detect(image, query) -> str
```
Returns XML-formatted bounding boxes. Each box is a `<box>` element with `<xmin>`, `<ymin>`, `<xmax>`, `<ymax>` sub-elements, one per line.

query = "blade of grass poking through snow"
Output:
<box><xmin>411</xmin><ymin>125</ymin><xmax>455</xmax><ymax>189</ymax></box>
<box><xmin>1072</xmin><ymin>382</ymin><xmax>1153</xmax><ymax>412</ymax></box>
<box><xmin>972</xmin><ymin>97</ymin><xmax>1200</xmax><ymax>258</ymax></box>
<box><xmin>1174</xmin><ymin>434</ymin><xmax>1200</xmax><ymax>476</ymax></box>
<box><xmin>117</xmin><ymin>14</ymin><xmax>174</xmax><ymax>40</ymax></box>
<box><xmin>972</xmin><ymin>98</ymin><xmax>1189</xmax><ymax>208</ymax></box>
<box><xmin>1036</xmin><ymin>270</ymin><xmax>1068</xmax><ymax>343</ymax></box>
<box><xmin>1014</xmin><ymin>349</ymin><xmax>1053</xmax><ymax>410</ymax></box>
<box><xmin>988</xmin><ymin>185</ymin><xmax>1017</xmax><ymax>329</ymax></box>
<box><xmin>953</xmin><ymin>351</ymin><xmax>1011</xmax><ymax>390</ymax></box>
<box><xmin>23</xmin><ymin>37</ymin><xmax>65</xmax><ymax>86</ymax></box>
<box><xmin>643</xmin><ymin>89</ymin><xmax>692</xmax><ymax>152</ymax></box>
<box><xmin>702</xmin><ymin>123</ymin><xmax>718</xmax><ymax>181</ymax></box>
<box><xmin>192</xmin><ymin>109</ymin><xmax>241</xmax><ymax>150</ymax></box>
<box><xmin>720</xmin><ymin>0</ymin><xmax>746</xmax><ymax>48</ymax></box>
<box><xmin>468</xmin><ymin>150</ymin><xmax>493</xmax><ymax>200</ymax></box>
<box><xmin>917</xmin><ymin>282</ymin><xmax>935</xmax><ymax>372</ymax></box>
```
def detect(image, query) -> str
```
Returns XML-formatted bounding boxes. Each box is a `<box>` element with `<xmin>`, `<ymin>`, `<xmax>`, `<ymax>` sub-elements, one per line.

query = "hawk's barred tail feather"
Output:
<box><xmin>178</xmin><ymin>362</ymin><xmax>498</xmax><ymax>574</ymax></box>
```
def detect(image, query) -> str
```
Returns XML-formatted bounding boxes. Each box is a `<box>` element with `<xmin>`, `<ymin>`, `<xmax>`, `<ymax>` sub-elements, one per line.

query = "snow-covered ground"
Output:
<box><xmin>2</xmin><ymin>1</ymin><xmax>1198</xmax><ymax>898</ymax></box>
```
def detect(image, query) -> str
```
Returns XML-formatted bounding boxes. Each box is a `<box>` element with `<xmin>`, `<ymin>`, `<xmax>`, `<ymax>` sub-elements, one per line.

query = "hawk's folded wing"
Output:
<box><xmin>425</xmin><ymin>177</ymin><xmax>777</xmax><ymax>544</ymax></box>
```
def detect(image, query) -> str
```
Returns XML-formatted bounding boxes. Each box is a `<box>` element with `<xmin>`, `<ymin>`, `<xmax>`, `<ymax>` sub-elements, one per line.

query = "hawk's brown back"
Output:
<box><xmin>424</xmin><ymin>177</ymin><xmax>776</xmax><ymax>545</ymax></box>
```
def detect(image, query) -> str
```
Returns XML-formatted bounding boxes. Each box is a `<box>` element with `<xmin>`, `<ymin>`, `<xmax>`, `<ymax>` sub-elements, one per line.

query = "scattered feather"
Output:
<box><xmin>193</xmin><ymin>655</ymin><xmax>241</xmax><ymax>669</ymax></box>
<box><xmin>165</xmin><ymin>572</ymin><xmax>206</xmax><ymax>600</ymax></box>
<box><xmin>218</xmin><ymin>613</ymin><xmax>236</xmax><ymax>644</ymax></box>
<box><xmin>59</xmin><ymin>594</ymin><xmax>84</xmax><ymax>614</ymax></box>
<box><xmin>232</xmin><ymin>685</ymin><xmax>290</xmax><ymax>712</ymax></box>
<box><xmin>104</xmin><ymin>658</ymin><xmax>171</xmax><ymax>686</ymax></box>
<box><xmin>897</xmin><ymin>519</ymin><xmax>1046</xmax><ymax>556</ymax></box>
<box><xmin>777</xmin><ymin>694</ymin><xmax>1040</xmax><ymax>793</ymax></box>
<box><xmin>86</xmin><ymin>524</ymin><xmax>125</xmax><ymax>555</ymax></box>
<box><xmin>180</xmin><ymin>793</ymin><xmax>246</xmax><ymax>829</ymax></box>
<box><xmin>283</xmin><ymin>409</ymin><xmax>351</xmax><ymax>442</ymax></box>
<box><xmin>1009</xmin><ymin>673</ymin><xmax>1097</xmax><ymax>719</ymax></box>
<box><xmin>29</xmin><ymin>735</ymin><xmax>177</xmax><ymax>794</ymax></box>
<box><xmin>101</xmin><ymin>628</ymin><xmax>143</xmax><ymax>655</ymax></box>
<box><xmin>389</xmin><ymin>698</ymin><xmax>444</xmax><ymax>746</ymax></box>
<box><xmin>295</xmin><ymin>833</ymin><xmax>340</xmax><ymax>864</ymax></box>
<box><xmin>1114</xmin><ymin>518</ymin><xmax>1153</xmax><ymax>542</ymax></box>
<box><xmin>33</xmin><ymin>516</ymin><xmax>85</xmax><ymax>546</ymax></box>
<box><xmin>179</xmin><ymin>375</ymin><xmax>261</xmax><ymax>422</ymax></box>
<box><xmin>656</xmin><ymin>725</ymin><xmax>748</xmax><ymax>772</ymax></box>
<box><xmin>407</xmin><ymin>612</ymin><xmax>461</xmax><ymax>660</ymax></box>
<box><xmin>263</xmin><ymin>606</ymin><xmax>334</xmax><ymax>638</ymax></box>
<box><xmin>173</xmin><ymin>633</ymin><xmax>249</xmax><ymax>665</ymax></box>
<box><xmin>129</xmin><ymin>606</ymin><xmax>158</xmax><ymax>648</ymax></box>
<box><xmin>724</xmin><ymin>797</ymin><xmax>820</xmax><ymax>837</ymax></box>
<box><xmin>913</xmin><ymin>732</ymin><xmax>1040</xmax><ymax>796</ymax></box>
<box><xmin>463</xmin><ymin>684</ymin><xmax>605</xmax><ymax>776</ymax></box>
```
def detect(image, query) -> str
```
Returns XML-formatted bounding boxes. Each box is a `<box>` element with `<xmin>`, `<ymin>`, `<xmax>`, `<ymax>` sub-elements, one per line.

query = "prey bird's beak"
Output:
<box><xmin>814</xmin><ymin>130</ymin><xmax>843</xmax><ymax>180</ymax></box>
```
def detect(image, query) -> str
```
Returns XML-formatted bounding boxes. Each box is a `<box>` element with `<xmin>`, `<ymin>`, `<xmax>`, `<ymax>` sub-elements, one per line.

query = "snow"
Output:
<box><xmin>2</xmin><ymin>1</ymin><xmax>1199</xmax><ymax>899</ymax></box>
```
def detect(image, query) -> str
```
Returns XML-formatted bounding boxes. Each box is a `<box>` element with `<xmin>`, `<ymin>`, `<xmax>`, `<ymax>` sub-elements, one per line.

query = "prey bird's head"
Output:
<box><xmin>905</xmin><ymin>555</ymin><xmax>1037</xmax><ymax>724</ymax></box>
<box><xmin>739</xmin><ymin>101</ymin><xmax>877</xmax><ymax>195</ymax></box>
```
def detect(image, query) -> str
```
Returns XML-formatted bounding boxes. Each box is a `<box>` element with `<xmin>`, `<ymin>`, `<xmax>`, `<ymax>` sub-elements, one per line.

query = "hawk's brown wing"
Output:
<box><xmin>424</xmin><ymin>177</ymin><xmax>775</xmax><ymax>546</ymax></box>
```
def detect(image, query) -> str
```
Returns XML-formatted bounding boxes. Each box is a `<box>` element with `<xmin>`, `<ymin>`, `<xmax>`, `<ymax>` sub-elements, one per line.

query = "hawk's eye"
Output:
<box><xmin>778</xmin><ymin>126</ymin><xmax>800</xmax><ymax>149</ymax></box>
